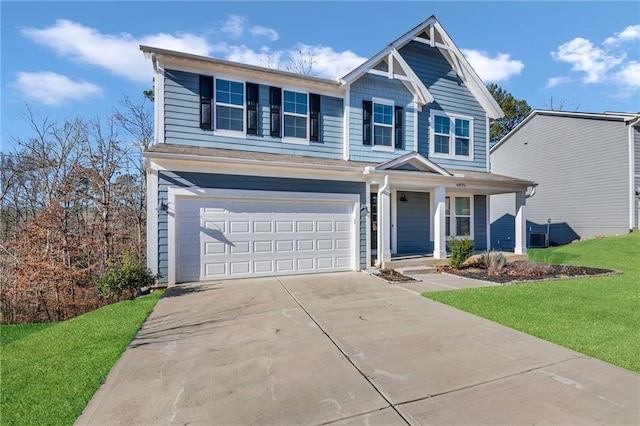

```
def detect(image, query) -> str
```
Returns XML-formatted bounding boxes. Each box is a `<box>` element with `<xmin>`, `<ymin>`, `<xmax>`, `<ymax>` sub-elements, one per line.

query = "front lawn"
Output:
<box><xmin>424</xmin><ymin>232</ymin><xmax>640</xmax><ymax>373</ymax></box>
<box><xmin>1</xmin><ymin>291</ymin><xmax>163</xmax><ymax>425</ymax></box>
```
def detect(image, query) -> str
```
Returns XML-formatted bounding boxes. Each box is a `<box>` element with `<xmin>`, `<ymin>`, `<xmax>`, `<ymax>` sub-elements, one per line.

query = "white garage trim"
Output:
<box><xmin>167</xmin><ymin>187</ymin><xmax>360</xmax><ymax>284</ymax></box>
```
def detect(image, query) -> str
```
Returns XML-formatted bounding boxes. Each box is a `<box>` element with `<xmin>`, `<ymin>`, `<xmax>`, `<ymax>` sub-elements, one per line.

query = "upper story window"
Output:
<box><xmin>283</xmin><ymin>90</ymin><xmax>308</xmax><ymax>140</ymax></box>
<box><xmin>215</xmin><ymin>79</ymin><xmax>244</xmax><ymax>132</ymax></box>
<box><xmin>199</xmin><ymin>76</ymin><xmax>321</xmax><ymax>143</ymax></box>
<box><xmin>430</xmin><ymin>112</ymin><xmax>473</xmax><ymax>160</ymax></box>
<box><xmin>363</xmin><ymin>99</ymin><xmax>404</xmax><ymax>151</ymax></box>
<box><xmin>373</xmin><ymin>102</ymin><xmax>393</xmax><ymax>148</ymax></box>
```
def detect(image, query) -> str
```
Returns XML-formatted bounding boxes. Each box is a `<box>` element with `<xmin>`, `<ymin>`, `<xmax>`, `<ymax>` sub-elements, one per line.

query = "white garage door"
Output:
<box><xmin>174</xmin><ymin>194</ymin><xmax>356</xmax><ymax>282</ymax></box>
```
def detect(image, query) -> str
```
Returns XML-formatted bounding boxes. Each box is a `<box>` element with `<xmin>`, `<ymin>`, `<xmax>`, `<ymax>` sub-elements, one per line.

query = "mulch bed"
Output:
<box><xmin>438</xmin><ymin>261</ymin><xmax>619</xmax><ymax>284</ymax></box>
<box><xmin>374</xmin><ymin>269</ymin><xmax>417</xmax><ymax>283</ymax></box>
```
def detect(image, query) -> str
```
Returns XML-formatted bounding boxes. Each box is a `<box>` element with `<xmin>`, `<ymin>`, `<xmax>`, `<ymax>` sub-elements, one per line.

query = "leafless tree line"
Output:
<box><xmin>0</xmin><ymin>96</ymin><xmax>153</xmax><ymax>324</ymax></box>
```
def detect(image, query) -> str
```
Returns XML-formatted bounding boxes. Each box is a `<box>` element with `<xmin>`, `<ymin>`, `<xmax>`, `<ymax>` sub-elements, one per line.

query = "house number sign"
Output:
<box><xmin>456</xmin><ymin>183</ymin><xmax>466</xmax><ymax>187</ymax></box>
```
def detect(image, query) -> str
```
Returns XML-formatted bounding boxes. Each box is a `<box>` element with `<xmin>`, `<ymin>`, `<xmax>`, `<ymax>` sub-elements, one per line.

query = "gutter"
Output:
<box><xmin>362</xmin><ymin>166</ymin><xmax>535</xmax><ymax>189</ymax></box>
<box><xmin>143</xmin><ymin>151</ymin><xmax>367</xmax><ymax>174</ymax></box>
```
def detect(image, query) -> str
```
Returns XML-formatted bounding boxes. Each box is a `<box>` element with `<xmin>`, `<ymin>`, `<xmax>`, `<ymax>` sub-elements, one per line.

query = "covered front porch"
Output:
<box><xmin>363</xmin><ymin>154</ymin><xmax>535</xmax><ymax>269</ymax></box>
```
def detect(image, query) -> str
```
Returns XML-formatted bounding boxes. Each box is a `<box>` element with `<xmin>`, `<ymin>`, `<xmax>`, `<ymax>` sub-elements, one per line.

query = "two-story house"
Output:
<box><xmin>490</xmin><ymin>110</ymin><xmax>640</xmax><ymax>249</ymax></box>
<box><xmin>142</xmin><ymin>16</ymin><xmax>535</xmax><ymax>284</ymax></box>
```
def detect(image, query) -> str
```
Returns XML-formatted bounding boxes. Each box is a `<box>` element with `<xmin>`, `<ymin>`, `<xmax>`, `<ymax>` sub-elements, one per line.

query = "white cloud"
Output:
<box><xmin>551</xmin><ymin>25</ymin><xmax>639</xmax><ymax>91</ymax></box>
<box><xmin>551</xmin><ymin>37</ymin><xmax>623</xmax><ymax>83</ymax></box>
<box><xmin>221</xmin><ymin>15</ymin><xmax>246</xmax><ymax>38</ymax></box>
<box><xmin>617</xmin><ymin>61</ymin><xmax>640</xmax><ymax>88</ymax></box>
<box><xmin>250</xmin><ymin>26</ymin><xmax>279</xmax><ymax>42</ymax></box>
<box><xmin>14</xmin><ymin>71</ymin><xmax>102</xmax><ymax>106</ymax></box>
<box><xmin>221</xmin><ymin>14</ymin><xmax>279</xmax><ymax>41</ymax></box>
<box><xmin>461</xmin><ymin>49</ymin><xmax>524</xmax><ymax>82</ymax></box>
<box><xmin>604</xmin><ymin>24</ymin><xmax>640</xmax><ymax>44</ymax></box>
<box><xmin>21</xmin><ymin>20</ymin><xmax>211</xmax><ymax>82</ymax></box>
<box><xmin>223</xmin><ymin>44</ymin><xmax>366</xmax><ymax>79</ymax></box>
<box><xmin>546</xmin><ymin>76</ymin><xmax>573</xmax><ymax>88</ymax></box>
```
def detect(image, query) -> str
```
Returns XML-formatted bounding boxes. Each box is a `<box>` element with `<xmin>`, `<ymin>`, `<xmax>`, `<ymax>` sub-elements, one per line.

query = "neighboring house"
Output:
<box><xmin>142</xmin><ymin>15</ymin><xmax>535</xmax><ymax>284</ymax></box>
<box><xmin>490</xmin><ymin>110</ymin><xmax>640</xmax><ymax>250</ymax></box>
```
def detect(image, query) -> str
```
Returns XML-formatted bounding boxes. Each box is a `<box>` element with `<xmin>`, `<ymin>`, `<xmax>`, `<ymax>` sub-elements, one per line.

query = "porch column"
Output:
<box><xmin>515</xmin><ymin>190</ymin><xmax>527</xmax><ymax>255</ymax></box>
<box><xmin>375</xmin><ymin>175</ymin><xmax>391</xmax><ymax>267</ymax></box>
<box><xmin>433</xmin><ymin>186</ymin><xmax>447</xmax><ymax>259</ymax></box>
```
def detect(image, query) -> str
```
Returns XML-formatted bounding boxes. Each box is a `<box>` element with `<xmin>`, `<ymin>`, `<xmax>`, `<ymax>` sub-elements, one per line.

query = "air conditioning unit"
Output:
<box><xmin>530</xmin><ymin>233</ymin><xmax>548</xmax><ymax>248</ymax></box>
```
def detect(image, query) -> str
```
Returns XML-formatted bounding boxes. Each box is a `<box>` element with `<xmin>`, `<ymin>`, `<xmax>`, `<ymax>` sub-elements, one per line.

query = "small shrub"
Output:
<box><xmin>478</xmin><ymin>250</ymin><xmax>507</xmax><ymax>275</ymax></box>
<box><xmin>447</xmin><ymin>236</ymin><xmax>475</xmax><ymax>269</ymax></box>
<box><xmin>96</xmin><ymin>252</ymin><xmax>161</xmax><ymax>301</ymax></box>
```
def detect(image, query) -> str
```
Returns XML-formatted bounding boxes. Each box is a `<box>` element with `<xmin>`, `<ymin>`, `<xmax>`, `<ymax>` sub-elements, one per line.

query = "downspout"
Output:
<box><xmin>526</xmin><ymin>185</ymin><xmax>536</xmax><ymax>198</ymax></box>
<box><xmin>375</xmin><ymin>175</ymin><xmax>391</xmax><ymax>268</ymax></box>
<box><xmin>628</xmin><ymin>116</ymin><xmax>640</xmax><ymax>230</ymax></box>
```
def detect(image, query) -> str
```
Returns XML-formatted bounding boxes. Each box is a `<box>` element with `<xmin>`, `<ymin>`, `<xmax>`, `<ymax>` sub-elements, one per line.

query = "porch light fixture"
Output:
<box><xmin>400</xmin><ymin>193</ymin><xmax>408</xmax><ymax>202</ymax></box>
<box><xmin>158</xmin><ymin>200</ymin><xmax>169</xmax><ymax>212</ymax></box>
<box><xmin>361</xmin><ymin>205</ymin><xmax>370</xmax><ymax>216</ymax></box>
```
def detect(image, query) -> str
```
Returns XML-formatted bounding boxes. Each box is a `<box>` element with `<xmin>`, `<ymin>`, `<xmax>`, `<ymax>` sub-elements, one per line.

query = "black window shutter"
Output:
<box><xmin>246</xmin><ymin>83</ymin><xmax>259</xmax><ymax>135</ymax></box>
<box><xmin>269</xmin><ymin>86</ymin><xmax>282</xmax><ymax>138</ymax></box>
<box><xmin>362</xmin><ymin>100</ymin><xmax>372</xmax><ymax>145</ymax></box>
<box><xmin>395</xmin><ymin>106</ymin><xmax>404</xmax><ymax>149</ymax></box>
<box><xmin>199</xmin><ymin>75</ymin><xmax>213</xmax><ymax>129</ymax></box>
<box><xmin>309</xmin><ymin>93</ymin><xmax>321</xmax><ymax>142</ymax></box>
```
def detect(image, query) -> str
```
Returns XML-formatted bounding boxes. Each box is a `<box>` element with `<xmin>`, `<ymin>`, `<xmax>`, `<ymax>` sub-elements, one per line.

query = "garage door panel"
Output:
<box><xmin>176</xmin><ymin>195</ymin><xmax>356</xmax><ymax>281</ymax></box>
<box><xmin>276</xmin><ymin>240</ymin><xmax>295</xmax><ymax>252</ymax></box>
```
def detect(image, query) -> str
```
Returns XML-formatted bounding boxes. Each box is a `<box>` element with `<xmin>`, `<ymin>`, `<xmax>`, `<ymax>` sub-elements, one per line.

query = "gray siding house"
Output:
<box><xmin>142</xmin><ymin>15</ymin><xmax>535</xmax><ymax>284</ymax></box>
<box><xmin>490</xmin><ymin>110</ymin><xmax>640</xmax><ymax>249</ymax></box>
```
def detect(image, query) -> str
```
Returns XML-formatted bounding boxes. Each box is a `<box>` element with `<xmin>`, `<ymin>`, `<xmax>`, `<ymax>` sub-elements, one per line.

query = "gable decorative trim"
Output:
<box><xmin>341</xmin><ymin>16</ymin><xmax>503</xmax><ymax>119</ymax></box>
<box><xmin>375</xmin><ymin>151</ymin><xmax>452</xmax><ymax>176</ymax></box>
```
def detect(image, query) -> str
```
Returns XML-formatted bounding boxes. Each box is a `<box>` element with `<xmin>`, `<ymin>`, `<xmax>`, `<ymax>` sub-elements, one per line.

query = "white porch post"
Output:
<box><xmin>375</xmin><ymin>175</ymin><xmax>391</xmax><ymax>267</ymax></box>
<box><xmin>433</xmin><ymin>186</ymin><xmax>447</xmax><ymax>259</ymax></box>
<box><xmin>515</xmin><ymin>190</ymin><xmax>527</xmax><ymax>255</ymax></box>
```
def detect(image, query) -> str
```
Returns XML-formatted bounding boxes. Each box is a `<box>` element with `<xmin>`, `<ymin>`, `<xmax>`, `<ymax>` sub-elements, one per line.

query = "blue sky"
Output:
<box><xmin>2</xmin><ymin>1</ymin><xmax>639</xmax><ymax>145</ymax></box>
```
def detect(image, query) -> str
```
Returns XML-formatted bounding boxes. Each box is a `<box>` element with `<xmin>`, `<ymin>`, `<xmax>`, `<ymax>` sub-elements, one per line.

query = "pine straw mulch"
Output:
<box><xmin>373</xmin><ymin>269</ymin><xmax>418</xmax><ymax>282</ymax></box>
<box><xmin>438</xmin><ymin>260</ymin><xmax>619</xmax><ymax>284</ymax></box>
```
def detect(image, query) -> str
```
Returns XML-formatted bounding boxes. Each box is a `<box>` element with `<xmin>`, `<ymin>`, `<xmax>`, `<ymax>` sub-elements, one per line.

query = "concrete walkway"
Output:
<box><xmin>77</xmin><ymin>272</ymin><xmax>639</xmax><ymax>425</ymax></box>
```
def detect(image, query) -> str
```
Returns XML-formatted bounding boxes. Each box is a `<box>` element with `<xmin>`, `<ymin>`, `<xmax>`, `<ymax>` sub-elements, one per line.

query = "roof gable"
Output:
<box><xmin>491</xmin><ymin>110</ymin><xmax>640</xmax><ymax>152</ymax></box>
<box><xmin>376</xmin><ymin>152</ymin><xmax>451</xmax><ymax>176</ymax></box>
<box><xmin>341</xmin><ymin>16</ymin><xmax>503</xmax><ymax>119</ymax></box>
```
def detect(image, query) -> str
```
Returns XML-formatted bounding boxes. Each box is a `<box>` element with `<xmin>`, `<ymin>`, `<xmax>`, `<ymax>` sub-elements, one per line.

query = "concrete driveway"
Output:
<box><xmin>77</xmin><ymin>272</ymin><xmax>639</xmax><ymax>425</ymax></box>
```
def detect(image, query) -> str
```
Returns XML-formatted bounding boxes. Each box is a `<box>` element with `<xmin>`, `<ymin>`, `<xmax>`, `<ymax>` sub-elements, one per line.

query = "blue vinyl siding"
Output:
<box><xmin>349</xmin><ymin>74</ymin><xmax>416</xmax><ymax>162</ymax></box>
<box><xmin>396</xmin><ymin>192</ymin><xmax>432</xmax><ymax>254</ymax></box>
<box><xmin>473</xmin><ymin>195</ymin><xmax>487</xmax><ymax>251</ymax></box>
<box><xmin>163</xmin><ymin>69</ymin><xmax>343</xmax><ymax>159</ymax></box>
<box><xmin>156</xmin><ymin>171</ymin><xmax>366</xmax><ymax>282</ymax></box>
<box><xmin>400</xmin><ymin>42</ymin><xmax>488</xmax><ymax>172</ymax></box>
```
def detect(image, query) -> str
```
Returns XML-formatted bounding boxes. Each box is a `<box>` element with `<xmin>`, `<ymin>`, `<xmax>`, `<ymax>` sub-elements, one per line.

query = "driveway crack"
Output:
<box><xmin>276</xmin><ymin>277</ymin><xmax>410</xmax><ymax>425</ymax></box>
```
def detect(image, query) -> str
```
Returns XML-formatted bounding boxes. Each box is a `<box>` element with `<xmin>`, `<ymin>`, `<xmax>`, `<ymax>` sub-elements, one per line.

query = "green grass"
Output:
<box><xmin>1</xmin><ymin>291</ymin><xmax>163</xmax><ymax>425</ymax></box>
<box><xmin>424</xmin><ymin>232</ymin><xmax>640</xmax><ymax>373</ymax></box>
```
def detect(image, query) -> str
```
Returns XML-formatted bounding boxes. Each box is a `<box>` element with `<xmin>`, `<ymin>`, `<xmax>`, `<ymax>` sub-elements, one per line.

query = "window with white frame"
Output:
<box><xmin>215</xmin><ymin>79</ymin><xmax>244</xmax><ymax>132</ymax></box>
<box><xmin>431</xmin><ymin>112</ymin><xmax>473</xmax><ymax>159</ymax></box>
<box><xmin>283</xmin><ymin>90</ymin><xmax>308</xmax><ymax>139</ymax></box>
<box><xmin>445</xmin><ymin>196</ymin><xmax>472</xmax><ymax>237</ymax></box>
<box><xmin>373</xmin><ymin>101</ymin><xmax>393</xmax><ymax>148</ymax></box>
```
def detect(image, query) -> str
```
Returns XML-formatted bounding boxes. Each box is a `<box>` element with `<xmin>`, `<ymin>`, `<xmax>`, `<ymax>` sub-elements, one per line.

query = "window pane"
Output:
<box><xmin>216</xmin><ymin>105</ymin><xmax>243</xmax><ymax>131</ymax></box>
<box><xmin>455</xmin><ymin>119</ymin><xmax>469</xmax><ymax>137</ymax></box>
<box><xmin>446</xmin><ymin>217</ymin><xmax>451</xmax><ymax>236</ymax></box>
<box><xmin>284</xmin><ymin>115</ymin><xmax>307</xmax><ymax>138</ymax></box>
<box><xmin>445</xmin><ymin>197</ymin><xmax>450</xmax><ymax>215</ymax></box>
<box><xmin>455</xmin><ymin>137</ymin><xmax>469</xmax><ymax>156</ymax></box>
<box><xmin>373</xmin><ymin>103</ymin><xmax>393</xmax><ymax>125</ymax></box>
<box><xmin>455</xmin><ymin>197</ymin><xmax>470</xmax><ymax>216</ymax></box>
<box><xmin>434</xmin><ymin>115</ymin><xmax>450</xmax><ymax>134</ymax></box>
<box><xmin>374</xmin><ymin>125</ymin><xmax>392</xmax><ymax>146</ymax></box>
<box><xmin>456</xmin><ymin>217</ymin><xmax>470</xmax><ymax>236</ymax></box>
<box><xmin>216</xmin><ymin>79</ymin><xmax>243</xmax><ymax>106</ymax></box>
<box><xmin>284</xmin><ymin>90</ymin><xmax>307</xmax><ymax>114</ymax></box>
<box><xmin>435</xmin><ymin>135</ymin><xmax>450</xmax><ymax>153</ymax></box>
